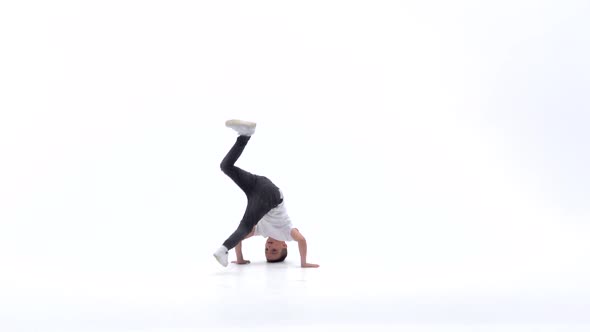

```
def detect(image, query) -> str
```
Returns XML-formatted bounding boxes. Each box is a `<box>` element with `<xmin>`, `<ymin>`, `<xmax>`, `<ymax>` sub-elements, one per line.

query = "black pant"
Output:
<box><xmin>220</xmin><ymin>135</ymin><xmax>283</xmax><ymax>250</ymax></box>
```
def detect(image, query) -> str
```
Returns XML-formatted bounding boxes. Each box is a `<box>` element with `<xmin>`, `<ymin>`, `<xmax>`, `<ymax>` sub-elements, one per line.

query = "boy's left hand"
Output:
<box><xmin>232</xmin><ymin>260</ymin><xmax>251</xmax><ymax>264</ymax></box>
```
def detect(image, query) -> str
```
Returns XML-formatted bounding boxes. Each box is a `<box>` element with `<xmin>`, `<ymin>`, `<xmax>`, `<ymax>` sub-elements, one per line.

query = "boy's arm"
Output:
<box><xmin>232</xmin><ymin>227</ymin><xmax>256</xmax><ymax>264</ymax></box>
<box><xmin>290</xmin><ymin>228</ymin><xmax>320</xmax><ymax>268</ymax></box>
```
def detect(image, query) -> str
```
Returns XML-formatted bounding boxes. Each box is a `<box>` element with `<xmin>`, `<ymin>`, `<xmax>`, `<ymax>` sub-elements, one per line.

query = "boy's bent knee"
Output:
<box><xmin>220</xmin><ymin>161</ymin><xmax>232</xmax><ymax>173</ymax></box>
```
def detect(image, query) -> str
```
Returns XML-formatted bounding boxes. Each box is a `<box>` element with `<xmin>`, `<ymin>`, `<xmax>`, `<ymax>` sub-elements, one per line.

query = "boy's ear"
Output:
<box><xmin>282</xmin><ymin>242</ymin><xmax>288</xmax><ymax>248</ymax></box>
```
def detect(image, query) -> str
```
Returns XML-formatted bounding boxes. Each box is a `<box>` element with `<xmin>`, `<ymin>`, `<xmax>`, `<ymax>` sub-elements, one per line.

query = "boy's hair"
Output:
<box><xmin>267</xmin><ymin>248</ymin><xmax>288</xmax><ymax>263</ymax></box>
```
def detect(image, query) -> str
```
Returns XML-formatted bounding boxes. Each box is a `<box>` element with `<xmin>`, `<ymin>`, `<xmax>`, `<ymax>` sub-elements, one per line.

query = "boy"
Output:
<box><xmin>213</xmin><ymin>120</ymin><xmax>319</xmax><ymax>268</ymax></box>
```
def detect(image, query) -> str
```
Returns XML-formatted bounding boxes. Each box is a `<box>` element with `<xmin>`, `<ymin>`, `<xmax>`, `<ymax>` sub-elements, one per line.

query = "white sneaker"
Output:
<box><xmin>213</xmin><ymin>246</ymin><xmax>229</xmax><ymax>267</ymax></box>
<box><xmin>225</xmin><ymin>119</ymin><xmax>256</xmax><ymax>136</ymax></box>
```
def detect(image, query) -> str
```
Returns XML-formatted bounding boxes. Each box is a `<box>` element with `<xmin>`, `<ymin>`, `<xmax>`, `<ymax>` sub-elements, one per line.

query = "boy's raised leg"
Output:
<box><xmin>213</xmin><ymin>119</ymin><xmax>258</xmax><ymax>267</ymax></box>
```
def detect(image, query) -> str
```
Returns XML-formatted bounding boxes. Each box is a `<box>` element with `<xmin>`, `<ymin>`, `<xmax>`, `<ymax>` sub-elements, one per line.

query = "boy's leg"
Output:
<box><xmin>213</xmin><ymin>193</ymin><xmax>273</xmax><ymax>267</ymax></box>
<box><xmin>214</xmin><ymin>119</ymin><xmax>262</xmax><ymax>267</ymax></box>
<box><xmin>214</xmin><ymin>187</ymin><xmax>279</xmax><ymax>266</ymax></box>
<box><xmin>220</xmin><ymin>135</ymin><xmax>257</xmax><ymax>195</ymax></box>
<box><xmin>222</xmin><ymin>195</ymin><xmax>273</xmax><ymax>250</ymax></box>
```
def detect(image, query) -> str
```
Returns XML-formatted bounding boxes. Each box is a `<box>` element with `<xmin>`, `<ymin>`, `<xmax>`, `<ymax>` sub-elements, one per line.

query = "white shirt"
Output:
<box><xmin>254</xmin><ymin>200</ymin><xmax>294</xmax><ymax>241</ymax></box>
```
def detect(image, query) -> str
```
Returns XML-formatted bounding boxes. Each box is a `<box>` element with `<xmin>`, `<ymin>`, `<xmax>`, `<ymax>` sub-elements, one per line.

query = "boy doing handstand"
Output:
<box><xmin>213</xmin><ymin>120</ymin><xmax>319</xmax><ymax>268</ymax></box>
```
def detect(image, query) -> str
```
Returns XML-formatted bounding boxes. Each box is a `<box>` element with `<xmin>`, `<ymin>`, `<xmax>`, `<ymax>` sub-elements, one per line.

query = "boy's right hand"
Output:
<box><xmin>301</xmin><ymin>263</ymin><xmax>319</xmax><ymax>268</ymax></box>
<box><xmin>231</xmin><ymin>260</ymin><xmax>251</xmax><ymax>265</ymax></box>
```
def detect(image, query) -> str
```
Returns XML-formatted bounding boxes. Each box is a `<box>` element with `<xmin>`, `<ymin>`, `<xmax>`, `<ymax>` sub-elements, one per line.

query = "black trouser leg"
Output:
<box><xmin>222</xmin><ymin>195</ymin><xmax>275</xmax><ymax>250</ymax></box>
<box><xmin>220</xmin><ymin>135</ymin><xmax>257</xmax><ymax>195</ymax></box>
<box><xmin>219</xmin><ymin>135</ymin><xmax>283</xmax><ymax>250</ymax></box>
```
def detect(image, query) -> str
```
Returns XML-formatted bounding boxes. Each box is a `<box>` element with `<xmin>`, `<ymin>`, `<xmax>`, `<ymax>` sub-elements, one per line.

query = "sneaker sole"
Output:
<box><xmin>225</xmin><ymin>119</ymin><xmax>256</xmax><ymax>128</ymax></box>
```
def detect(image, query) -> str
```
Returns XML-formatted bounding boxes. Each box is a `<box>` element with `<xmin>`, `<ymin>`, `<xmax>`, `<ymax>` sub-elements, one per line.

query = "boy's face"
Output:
<box><xmin>265</xmin><ymin>238</ymin><xmax>287</xmax><ymax>261</ymax></box>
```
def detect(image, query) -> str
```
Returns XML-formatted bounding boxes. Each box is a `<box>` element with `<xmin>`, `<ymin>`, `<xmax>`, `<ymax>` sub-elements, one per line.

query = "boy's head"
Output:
<box><xmin>265</xmin><ymin>238</ymin><xmax>288</xmax><ymax>263</ymax></box>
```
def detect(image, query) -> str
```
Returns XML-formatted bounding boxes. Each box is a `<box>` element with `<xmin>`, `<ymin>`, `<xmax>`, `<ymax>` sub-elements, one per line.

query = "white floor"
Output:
<box><xmin>2</xmin><ymin>253</ymin><xmax>590</xmax><ymax>332</ymax></box>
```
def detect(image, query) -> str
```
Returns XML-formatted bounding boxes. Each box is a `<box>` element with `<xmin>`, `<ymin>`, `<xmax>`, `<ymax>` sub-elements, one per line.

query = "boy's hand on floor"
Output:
<box><xmin>231</xmin><ymin>260</ymin><xmax>251</xmax><ymax>265</ymax></box>
<box><xmin>301</xmin><ymin>263</ymin><xmax>320</xmax><ymax>268</ymax></box>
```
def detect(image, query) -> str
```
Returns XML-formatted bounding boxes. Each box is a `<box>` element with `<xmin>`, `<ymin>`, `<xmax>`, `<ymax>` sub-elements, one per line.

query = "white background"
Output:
<box><xmin>1</xmin><ymin>1</ymin><xmax>589</xmax><ymax>331</ymax></box>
